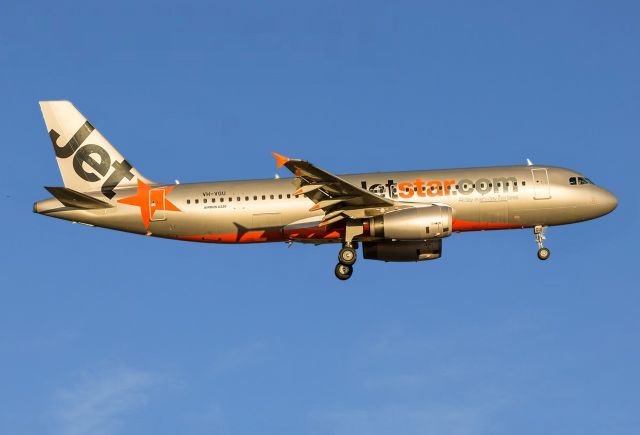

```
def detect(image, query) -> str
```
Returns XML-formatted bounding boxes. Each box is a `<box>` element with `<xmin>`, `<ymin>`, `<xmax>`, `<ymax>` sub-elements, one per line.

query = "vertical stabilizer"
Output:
<box><xmin>39</xmin><ymin>101</ymin><xmax>153</xmax><ymax>200</ymax></box>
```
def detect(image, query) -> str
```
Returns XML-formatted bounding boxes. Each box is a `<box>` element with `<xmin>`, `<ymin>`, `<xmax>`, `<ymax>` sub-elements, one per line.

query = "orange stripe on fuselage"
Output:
<box><xmin>175</xmin><ymin>225</ymin><xmax>344</xmax><ymax>244</ymax></box>
<box><xmin>177</xmin><ymin>230</ymin><xmax>282</xmax><ymax>243</ymax></box>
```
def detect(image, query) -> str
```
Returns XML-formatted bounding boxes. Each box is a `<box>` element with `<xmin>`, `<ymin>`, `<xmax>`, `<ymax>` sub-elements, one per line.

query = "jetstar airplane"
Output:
<box><xmin>34</xmin><ymin>101</ymin><xmax>618</xmax><ymax>280</ymax></box>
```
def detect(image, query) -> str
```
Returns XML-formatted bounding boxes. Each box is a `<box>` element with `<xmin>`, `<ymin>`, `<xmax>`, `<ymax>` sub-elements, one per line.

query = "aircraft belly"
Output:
<box><xmin>42</xmin><ymin>205</ymin><xmax>149</xmax><ymax>234</ymax></box>
<box><xmin>166</xmin><ymin>202</ymin><xmax>315</xmax><ymax>244</ymax></box>
<box><xmin>478</xmin><ymin>199</ymin><xmax>509</xmax><ymax>224</ymax></box>
<box><xmin>510</xmin><ymin>205</ymin><xmax>580</xmax><ymax>226</ymax></box>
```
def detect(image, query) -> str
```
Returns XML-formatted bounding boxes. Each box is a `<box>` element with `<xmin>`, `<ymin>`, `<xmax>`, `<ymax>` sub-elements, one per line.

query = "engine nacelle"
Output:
<box><xmin>369</xmin><ymin>205</ymin><xmax>452</xmax><ymax>240</ymax></box>
<box><xmin>362</xmin><ymin>240</ymin><xmax>443</xmax><ymax>262</ymax></box>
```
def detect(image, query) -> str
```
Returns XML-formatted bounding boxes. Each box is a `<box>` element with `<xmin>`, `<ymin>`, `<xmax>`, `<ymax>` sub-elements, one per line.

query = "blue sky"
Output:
<box><xmin>1</xmin><ymin>1</ymin><xmax>638</xmax><ymax>434</ymax></box>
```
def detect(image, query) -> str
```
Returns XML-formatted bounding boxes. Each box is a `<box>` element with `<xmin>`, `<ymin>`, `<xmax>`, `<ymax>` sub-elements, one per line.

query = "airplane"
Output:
<box><xmin>33</xmin><ymin>101</ymin><xmax>618</xmax><ymax>280</ymax></box>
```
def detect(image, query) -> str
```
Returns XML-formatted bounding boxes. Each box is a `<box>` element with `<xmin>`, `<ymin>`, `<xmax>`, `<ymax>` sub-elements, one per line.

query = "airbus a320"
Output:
<box><xmin>33</xmin><ymin>101</ymin><xmax>618</xmax><ymax>280</ymax></box>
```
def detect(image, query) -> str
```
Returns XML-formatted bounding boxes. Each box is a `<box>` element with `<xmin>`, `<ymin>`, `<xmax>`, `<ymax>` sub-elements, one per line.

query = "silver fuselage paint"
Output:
<box><xmin>34</xmin><ymin>165</ymin><xmax>617</xmax><ymax>243</ymax></box>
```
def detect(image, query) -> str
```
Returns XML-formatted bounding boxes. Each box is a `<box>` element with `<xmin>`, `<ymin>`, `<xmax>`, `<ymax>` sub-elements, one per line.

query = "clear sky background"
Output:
<box><xmin>1</xmin><ymin>1</ymin><xmax>638</xmax><ymax>434</ymax></box>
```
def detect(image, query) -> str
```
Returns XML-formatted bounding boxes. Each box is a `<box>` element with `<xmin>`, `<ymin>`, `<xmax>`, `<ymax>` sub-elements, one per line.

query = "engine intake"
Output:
<box><xmin>369</xmin><ymin>205</ymin><xmax>452</xmax><ymax>240</ymax></box>
<box><xmin>363</xmin><ymin>240</ymin><xmax>442</xmax><ymax>262</ymax></box>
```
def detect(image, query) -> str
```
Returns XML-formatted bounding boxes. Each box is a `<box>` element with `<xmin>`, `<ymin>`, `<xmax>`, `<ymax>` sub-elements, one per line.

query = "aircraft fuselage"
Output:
<box><xmin>34</xmin><ymin>164</ymin><xmax>617</xmax><ymax>244</ymax></box>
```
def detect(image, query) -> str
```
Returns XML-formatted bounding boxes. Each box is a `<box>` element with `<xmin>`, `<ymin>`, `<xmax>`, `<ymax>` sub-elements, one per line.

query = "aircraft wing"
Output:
<box><xmin>273</xmin><ymin>152</ymin><xmax>396</xmax><ymax>226</ymax></box>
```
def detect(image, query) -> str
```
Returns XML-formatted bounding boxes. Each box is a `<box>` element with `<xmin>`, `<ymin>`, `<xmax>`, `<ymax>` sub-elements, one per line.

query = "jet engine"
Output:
<box><xmin>369</xmin><ymin>205</ymin><xmax>452</xmax><ymax>240</ymax></box>
<box><xmin>362</xmin><ymin>239</ymin><xmax>442</xmax><ymax>262</ymax></box>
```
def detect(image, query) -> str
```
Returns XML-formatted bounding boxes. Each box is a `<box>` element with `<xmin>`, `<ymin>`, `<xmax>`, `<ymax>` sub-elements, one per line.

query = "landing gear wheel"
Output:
<box><xmin>533</xmin><ymin>226</ymin><xmax>550</xmax><ymax>261</ymax></box>
<box><xmin>338</xmin><ymin>246</ymin><xmax>357</xmax><ymax>266</ymax></box>
<box><xmin>537</xmin><ymin>247</ymin><xmax>551</xmax><ymax>261</ymax></box>
<box><xmin>334</xmin><ymin>263</ymin><xmax>353</xmax><ymax>280</ymax></box>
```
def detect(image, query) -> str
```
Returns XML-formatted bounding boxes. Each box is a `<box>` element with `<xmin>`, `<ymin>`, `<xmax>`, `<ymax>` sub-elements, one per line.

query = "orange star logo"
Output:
<box><xmin>117</xmin><ymin>180</ymin><xmax>181</xmax><ymax>230</ymax></box>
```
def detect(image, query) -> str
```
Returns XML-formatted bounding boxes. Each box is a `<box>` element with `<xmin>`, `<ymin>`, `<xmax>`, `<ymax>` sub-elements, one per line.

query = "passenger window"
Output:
<box><xmin>203</xmin><ymin>198</ymin><xmax>207</xmax><ymax>203</ymax></box>
<box><xmin>187</xmin><ymin>199</ymin><xmax>191</xmax><ymax>204</ymax></box>
<box><xmin>229</xmin><ymin>197</ymin><xmax>233</xmax><ymax>202</ymax></box>
<box><xmin>287</xmin><ymin>194</ymin><xmax>291</xmax><ymax>198</ymax></box>
<box><xmin>569</xmin><ymin>177</ymin><xmax>577</xmax><ymax>185</ymax></box>
<box><xmin>212</xmin><ymin>198</ymin><xmax>216</xmax><ymax>203</ymax></box>
<box><xmin>245</xmin><ymin>196</ymin><xmax>249</xmax><ymax>201</ymax></box>
<box><xmin>522</xmin><ymin>181</ymin><xmax>526</xmax><ymax>186</ymax></box>
<box><xmin>262</xmin><ymin>195</ymin><xmax>266</xmax><ymax>200</ymax></box>
<box><xmin>278</xmin><ymin>194</ymin><xmax>282</xmax><ymax>199</ymax></box>
<box><xmin>237</xmin><ymin>197</ymin><xmax>240</xmax><ymax>201</ymax></box>
<box><xmin>220</xmin><ymin>198</ymin><xmax>224</xmax><ymax>202</ymax></box>
<box><xmin>195</xmin><ymin>199</ymin><xmax>199</xmax><ymax>204</ymax></box>
<box><xmin>270</xmin><ymin>194</ymin><xmax>274</xmax><ymax>199</ymax></box>
<box><xmin>254</xmin><ymin>196</ymin><xmax>257</xmax><ymax>200</ymax></box>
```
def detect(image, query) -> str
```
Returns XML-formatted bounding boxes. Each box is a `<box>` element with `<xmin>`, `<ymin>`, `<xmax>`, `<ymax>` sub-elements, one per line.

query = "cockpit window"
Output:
<box><xmin>570</xmin><ymin>176</ymin><xmax>595</xmax><ymax>186</ymax></box>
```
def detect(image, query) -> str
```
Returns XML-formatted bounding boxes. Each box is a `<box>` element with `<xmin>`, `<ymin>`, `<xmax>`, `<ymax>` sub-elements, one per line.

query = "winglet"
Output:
<box><xmin>272</xmin><ymin>152</ymin><xmax>290</xmax><ymax>169</ymax></box>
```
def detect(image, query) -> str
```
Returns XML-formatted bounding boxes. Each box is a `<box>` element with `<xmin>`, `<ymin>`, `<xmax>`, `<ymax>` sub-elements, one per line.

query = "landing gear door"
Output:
<box><xmin>531</xmin><ymin>168</ymin><xmax>551</xmax><ymax>200</ymax></box>
<box><xmin>149</xmin><ymin>188</ymin><xmax>166</xmax><ymax>221</ymax></box>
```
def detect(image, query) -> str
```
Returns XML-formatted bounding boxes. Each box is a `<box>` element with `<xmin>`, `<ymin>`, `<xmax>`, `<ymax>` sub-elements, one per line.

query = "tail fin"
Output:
<box><xmin>39</xmin><ymin>101</ymin><xmax>153</xmax><ymax>200</ymax></box>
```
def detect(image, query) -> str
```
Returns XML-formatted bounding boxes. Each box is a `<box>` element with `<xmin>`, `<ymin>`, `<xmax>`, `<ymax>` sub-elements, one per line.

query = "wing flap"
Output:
<box><xmin>273</xmin><ymin>152</ymin><xmax>395</xmax><ymax>214</ymax></box>
<box><xmin>309</xmin><ymin>197</ymin><xmax>356</xmax><ymax>212</ymax></box>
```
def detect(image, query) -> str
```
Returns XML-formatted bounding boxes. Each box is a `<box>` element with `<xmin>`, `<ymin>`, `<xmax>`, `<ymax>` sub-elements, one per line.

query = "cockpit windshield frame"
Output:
<box><xmin>569</xmin><ymin>176</ymin><xmax>595</xmax><ymax>186</ymax></box>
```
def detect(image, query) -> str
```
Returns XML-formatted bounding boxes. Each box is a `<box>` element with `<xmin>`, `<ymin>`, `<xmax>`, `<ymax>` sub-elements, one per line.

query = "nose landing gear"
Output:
<box><xmin>534</xmin><ymin>225</ymin><xmax>551</xmax><ymax>260</ymax></box>
<box><xmin>335</xmin><ymin>243</ymin><xmax>358</xmax><ymax>280</ymax></box>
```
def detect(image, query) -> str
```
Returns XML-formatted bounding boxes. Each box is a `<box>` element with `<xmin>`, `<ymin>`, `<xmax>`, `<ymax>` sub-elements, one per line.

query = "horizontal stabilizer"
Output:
<box><xmin>45</xmin><ymin>186</ymin><xmax>114</xmax><ymax>209</ymax></box>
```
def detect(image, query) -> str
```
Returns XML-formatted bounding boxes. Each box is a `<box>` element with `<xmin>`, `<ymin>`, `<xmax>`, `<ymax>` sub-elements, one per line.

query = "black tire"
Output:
<box><xmin>537</xmin><ymin>247</ymin><xmax>551</xmax><ymax>261</ymax></box>
<box><xmin>334</xmin><ymin>263</ymin><xmax>353</xmax><ymax>280</ymax></box>
<box><xmin>338</xmin><ymin>247</ymin><xmax>357</xmax><ymax>266</ymax></box>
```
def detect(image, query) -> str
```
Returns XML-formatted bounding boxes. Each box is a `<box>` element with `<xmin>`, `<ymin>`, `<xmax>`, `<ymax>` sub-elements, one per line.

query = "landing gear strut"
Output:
<box><xmin>534</xmin><ymin>225</ymin><xmax>550</xmax><ymax>261</ymax></box>
<box><xmin>335</xmin><ymin>242</ymin><xmax>358</xmax><ymax>280</ymax></box>
<box><xmin>334</xmin><ymin>221</ymin><xmax>364</xmax><ymax>280</ymax></box>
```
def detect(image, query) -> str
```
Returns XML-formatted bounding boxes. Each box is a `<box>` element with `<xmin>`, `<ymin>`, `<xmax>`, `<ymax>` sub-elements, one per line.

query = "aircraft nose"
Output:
<box><xmin>595</xmin><ymin>188</ymin><xmax>618</xmax><ymax>216</ymax></box>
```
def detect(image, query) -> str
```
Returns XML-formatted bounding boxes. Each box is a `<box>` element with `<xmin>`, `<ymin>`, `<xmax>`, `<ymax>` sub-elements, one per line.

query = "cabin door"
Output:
<box><xmin>149</xmin><ymin>188</ymin><xmax>166</xmax><ymax>221</ymax></box>
<box><xmin>531</xmin><ymin>168</ymin><xmax>551</xmax><ymax>200</ymax></box>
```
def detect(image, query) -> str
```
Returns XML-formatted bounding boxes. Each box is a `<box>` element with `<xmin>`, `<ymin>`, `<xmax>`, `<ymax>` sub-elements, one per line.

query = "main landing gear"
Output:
<box><xmin>534</xmin><ymin>225</ymin><xmax>551</xmax><ymax>261</ymax></box>
<box><xmin>338</xmin><ymin>245</ymin><xmax>357</xmax><ymax>266</ymax></box>
<box><xmin>335</xmin><ymin>243</ymin><xmax>358</xmax><ymax>280</ymax></box>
